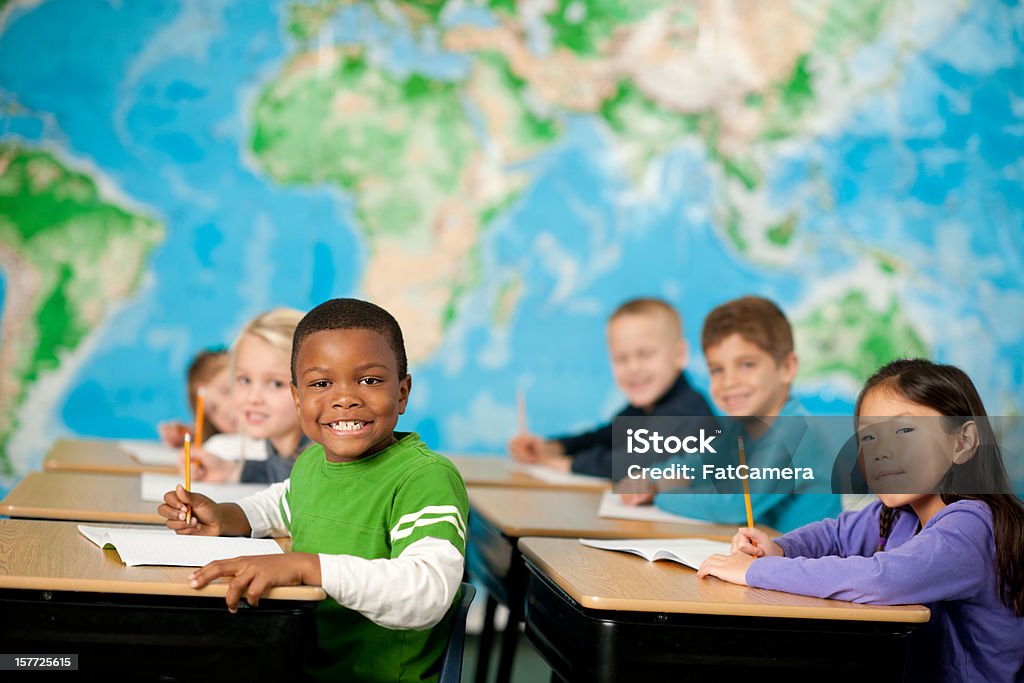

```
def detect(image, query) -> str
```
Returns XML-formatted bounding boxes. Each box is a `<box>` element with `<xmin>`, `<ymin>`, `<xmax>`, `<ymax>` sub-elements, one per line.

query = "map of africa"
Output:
<box><xmin>0</xmin><ymin>0</ymin><xmax>1021</xmax><ymax>488</ymax></box>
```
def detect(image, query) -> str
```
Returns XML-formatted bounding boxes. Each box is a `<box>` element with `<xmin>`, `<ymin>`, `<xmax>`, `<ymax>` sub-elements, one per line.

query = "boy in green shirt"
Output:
<box><xmin>159</xmin><ymin>298</ymin><xmax>468</xmax><ymax>682</ymax></box>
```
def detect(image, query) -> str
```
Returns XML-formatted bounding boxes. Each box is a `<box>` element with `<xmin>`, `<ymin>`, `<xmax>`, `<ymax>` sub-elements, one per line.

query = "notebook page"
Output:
<box><xmin>96</xmin><ymin>528</ymin><xmax>283</xmax><ymax>567</ymax></box>
<box><xmin>78</xmin><ymin>524</ymin><xmax>173</xmax><ymax>548</ymax></box>
<box><xmin>119</xmin><ymin>440</ymin><xmax>180</xmax><ymax>466</ymax></box>
<box><xmin>140</xmin><ymin>473</ymin><xmax>269</xmax><ymax>503</ymax></box>
<box><xmin>579</xmin><ymin>537</ymin><xmax>731</xmax><ymax>570</ymax></box>
<box><xmin>597</xmin><ymin>490</ymin><xmax>710</xmax><ymax>525</ymax></box>
<box><xmin>509</xmin><ymin>463</ymin><xmax>607</xmax><ymax>487</ymax></box>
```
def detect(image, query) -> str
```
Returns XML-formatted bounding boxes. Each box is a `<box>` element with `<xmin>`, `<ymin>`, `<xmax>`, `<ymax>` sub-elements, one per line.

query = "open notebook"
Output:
<box><xmin>579</xmin><ymin>537</ymin><xmax>731</xmax><ymax>570</ymax></box>
<box><xmin>79</xmin><ymin>525</ymin><xmax>283</xmax><ymax>567</ymax></box>
<box><xmin>140</xmin><ymin>473</ymin><xmax>269</xmax><ymax>503</ymax></box>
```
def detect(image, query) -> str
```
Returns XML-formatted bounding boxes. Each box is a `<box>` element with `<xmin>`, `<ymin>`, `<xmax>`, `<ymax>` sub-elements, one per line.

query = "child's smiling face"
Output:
<box><xmin>233</xmin><ymin>334</ymin><xmax>297</xmax><ymax>442</ymax></box>
<box><xmin>705</xmin><ymin>333</ymin><xmax>795</xmax><ymax>418</ymax></box>
<box><xmin>607</xmin><ymin>313</ymin><xmax>687</xmax><ymax>412</ymax></box>
<box><xmin>291</xmin><ymin>328</ymin><xmax>411</xmax><ymax>463</ymax></box>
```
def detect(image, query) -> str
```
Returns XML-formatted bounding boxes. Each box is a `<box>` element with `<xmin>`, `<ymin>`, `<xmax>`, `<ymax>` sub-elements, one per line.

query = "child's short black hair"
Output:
<box><xmin>291</xmin><ymin>298</ymin><xmax>408</xmax><ymax>384</ymax></box>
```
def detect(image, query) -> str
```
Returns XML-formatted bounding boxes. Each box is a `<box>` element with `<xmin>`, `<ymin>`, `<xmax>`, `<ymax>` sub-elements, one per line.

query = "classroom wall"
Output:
<box><xmin>0</xmin><ymin>0</ymin><xmax>1022</xmax><ymax>488</ymax></box>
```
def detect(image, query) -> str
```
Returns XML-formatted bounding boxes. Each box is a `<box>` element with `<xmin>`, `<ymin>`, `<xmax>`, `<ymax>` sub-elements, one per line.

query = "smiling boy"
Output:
<box><xmin>509</xmin><ymin>298</ymin><xmax>713</xmax><ymax>477</ymax></box>
<box><xmin>159</xmin><ymin>298</ymin><xmax>468</xmax><ymax>682</ymax></box>
<box><xmin>649</xmin><ymin>296</ymin><xmax>842</xmax><ymax>532</ymax></box>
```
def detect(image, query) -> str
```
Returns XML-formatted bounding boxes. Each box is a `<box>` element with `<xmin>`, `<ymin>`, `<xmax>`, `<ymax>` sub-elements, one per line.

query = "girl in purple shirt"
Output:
<box><xmin>699</xmin><ymin>359</ymin><xmax>1024</xmax><ymax>683</ymax></box>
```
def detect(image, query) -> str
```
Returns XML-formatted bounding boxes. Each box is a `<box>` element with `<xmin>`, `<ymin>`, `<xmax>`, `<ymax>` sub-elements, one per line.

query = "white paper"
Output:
<box><xmin>597</xmin><ymin>490</ymin><xmax>710</xmax><ymax>525</ymax></box>
<box><xmin>579</xmin><ymin>537</ymin><xmax>731</xmax><ymax>570</ymax></box>
<box><xmin>509</xmin><ymin>463</ymin><xmax>607</xmax><ymax>487</ymax></box>
<box><xmin>78</xmin><ymin>524</ymin><xmax>283</xmax><ymax>567</ymax></box>
<box><xmin>204</xmin><ymin>433</ymin><xmax>268</xmax><ymax>461</ymax></box>
<box><xmin>119</xmin><ymin>440</ymin><xmax>180</xmax><ymax>466</ymax></box>
<box><xmin>78</xmin><ymin>524</ymin><xmax>174</xmax><ymax>547</ymax></box>
<box><xmin>140</xmin><ymin>472</ymin><xmax>269</xmax><ymax>503</ymax></box>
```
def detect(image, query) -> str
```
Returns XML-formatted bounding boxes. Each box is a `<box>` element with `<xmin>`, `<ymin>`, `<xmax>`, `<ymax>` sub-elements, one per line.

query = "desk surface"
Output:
<box><xmin>448</xmin><ymin>455</ymin><xmax>607</xmax><ymax>491</ymax></box>
<box><xmin>0</xmin><ymin>518</ymin><xmax>325</xmax><ymax>601</ymax></box>
<box><xmin>519</xmin><ymin>537</ymin><xmax>930</xmax><ymax>623</ymax></box>
<box><xmin>1</xmin><ymin>471</ymin><xmax>164</xmax><ymax>524</ymax></box>
<box><xmin>43</xmin><ymin>438</ymin><xmax>177</xmax><ymax>475</ymax></box>
<box><xmin>468</xmin><ymin>487</ymin><xmax>752</xmax><ymax>541</ymax></box>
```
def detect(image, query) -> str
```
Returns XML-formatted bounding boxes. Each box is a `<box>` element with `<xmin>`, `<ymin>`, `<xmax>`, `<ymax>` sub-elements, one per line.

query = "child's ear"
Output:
<box><xmin>291</xmin><ymin>383</ymin><xmax>301</xmax><ymax>415</ymax></box>
<box><xmin>779</xmin><ymin>352</ymin><xmax>799</xmax><ymax>384</ymax></box>
<box><xmin>952</xmin><ymin>420</ymin><xmax>980</xmax><ymax>465</ymax></box>
<box><xmin>397</xmin><ymin>374</ymin><xmax>412</xmax><ymax>414</ymax></box>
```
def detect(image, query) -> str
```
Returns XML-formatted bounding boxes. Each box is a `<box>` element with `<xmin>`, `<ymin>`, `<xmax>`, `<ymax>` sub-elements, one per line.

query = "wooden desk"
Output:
<box><xmin>1</xmin><ymin>472</ymin><xmax>163</xmax><ymax>524</ymax></box>
<box><xmin>44</xmin><ymin>438</ymin><xmax>177</xmax><ymax>476</ymax></box>
<box><xmin>0</xmin><ymin>519</ymin><xmax>324</xmax><ymax>679</ymax></box>
<box><xmin>467</xmin><ymin>487</ymin><xmax>756</xmax><ymax>683</ymax></box>
<box><xmin>448</xmin><ymin>455</ymin><xmax>607</xmax><ymax>491</ymax></box>
<box><xmin>520</xmin><ymin>537</ymin><xmax>929</xmax><ymax>682</ymax></box>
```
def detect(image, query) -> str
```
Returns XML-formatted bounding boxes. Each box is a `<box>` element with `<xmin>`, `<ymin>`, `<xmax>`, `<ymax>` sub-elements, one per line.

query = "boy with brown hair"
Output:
<box><xmin>636</xmin><ymin>295</ymin><xmax>841</xmax><ymax>532</ymax></box>
<box><xmin>509</xmin><ymin>297</ymin><xmax>713</xmax><ymax>477</ymax></box>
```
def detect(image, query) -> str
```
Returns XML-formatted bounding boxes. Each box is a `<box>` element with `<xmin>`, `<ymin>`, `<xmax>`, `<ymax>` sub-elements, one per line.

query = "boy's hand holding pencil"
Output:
<box><xmin>508</xmin><ymin>432</ymin><xmax>548</xmax><ymax>463</ymax></box>
<box><xmin>158</xmin><ymin>485</ymin><xmax>223</xmax><ymax>536</ymax></box>
<box><xmin>156</xmin><ymin>485</ymin><xmax>252</xmax><ymax>537</ymax></box>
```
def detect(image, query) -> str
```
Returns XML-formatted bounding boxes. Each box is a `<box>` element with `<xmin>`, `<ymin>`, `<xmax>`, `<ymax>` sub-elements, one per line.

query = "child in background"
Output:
<box><xmin>158</xmin><ymin>348</ymin><xmax>236</xmax><ymax>447</ymax></box>
<box><xmin>699</xmin><ymin>359</ymin><xmax>1024</xmax><ymax>683</ymax></box>
<box><xmin>630</xmin><ymin>296</ymin><xmax>841</xmax><ymax>532</ymax></box>
<box><xmin>185</xmin><ymin>308</ymin><xmax>308</xmax><ymax>483</ymax></box>
<box><xmin>159</xmin><ymin>298</ymin><xmax>468</xmax><ymax>682</ymax></box>
<box><xmin>509</xmin><ymin>297</ymin><xmax>713</xmax><ymax>477</ymax></box>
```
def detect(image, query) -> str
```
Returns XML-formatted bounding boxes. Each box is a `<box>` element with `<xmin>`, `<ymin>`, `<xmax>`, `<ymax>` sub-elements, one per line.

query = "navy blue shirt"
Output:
<box><xmin>240</xmin><ymin>434</ymin><xmax>313</xmax><ymax>484</ymax></box>
<box><xmin>554</xmin><ymin>372</ymin><xmax>714</xmax><ymax>478</ymax></box>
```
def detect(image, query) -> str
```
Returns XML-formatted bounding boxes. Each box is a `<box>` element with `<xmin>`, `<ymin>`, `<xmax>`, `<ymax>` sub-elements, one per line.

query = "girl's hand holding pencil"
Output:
<box><xmin>731</xmin><ymin>527</ymin><xmax>783</xmax><ymax>558</ymax></box>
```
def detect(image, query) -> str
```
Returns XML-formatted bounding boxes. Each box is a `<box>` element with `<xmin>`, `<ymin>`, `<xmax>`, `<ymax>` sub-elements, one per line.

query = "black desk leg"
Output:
<box><xmin>495</xmin><ymin>595</ymin><xmax>524</xmax><ymax>683</ymax></box>
<box><xmin>474</xmin><ymin>593</ymin><xmax>499</xmax><ymax>683</ymax></box>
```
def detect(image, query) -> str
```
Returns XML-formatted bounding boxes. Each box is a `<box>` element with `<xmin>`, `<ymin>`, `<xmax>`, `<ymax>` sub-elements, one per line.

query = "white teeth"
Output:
<box><xmin>329</xmin><ymin>420</ymin><xmax>365</xmax><ymax>431</ymax></box>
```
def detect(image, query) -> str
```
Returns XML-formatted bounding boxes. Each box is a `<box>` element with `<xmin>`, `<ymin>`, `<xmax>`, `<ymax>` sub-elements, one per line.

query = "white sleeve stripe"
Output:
<box><xmin>281</xmin><ymin>495</ymin><xmax>291</xmax><ymax>526</ymax></box>
<box><xmin>391</xmin><ymin>505</ymin><xmax>466</xmax><ymax>536</ymax></box>
<box><xmin>390</xmin><ymin>515</ymin><xmax>466</xmax><ymax>542</ymax></box>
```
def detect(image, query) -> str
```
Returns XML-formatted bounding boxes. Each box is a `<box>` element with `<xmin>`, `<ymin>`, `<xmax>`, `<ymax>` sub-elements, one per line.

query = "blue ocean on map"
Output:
<box><xmin>0</xmin><ymin>0</ymin><xmax>1021</xmax><ymax>481</ymax></box>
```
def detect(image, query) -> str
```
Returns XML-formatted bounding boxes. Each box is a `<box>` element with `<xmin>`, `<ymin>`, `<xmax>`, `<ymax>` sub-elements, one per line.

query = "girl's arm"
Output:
<box><xmin>773</xmin><ymin>500</ymin><xmax>884</xmax><ymax>559</ymax></box>
<box><xmin>745</xmin><ymin>503</ymin><xmax>993</xmax><ymax>604</ymax></box>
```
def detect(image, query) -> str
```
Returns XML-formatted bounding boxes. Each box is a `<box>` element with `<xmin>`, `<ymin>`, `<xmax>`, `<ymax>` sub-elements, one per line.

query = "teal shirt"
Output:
<box><xmin>282</xmin><ymin>432</ymin><xmax>468</xmax><ymax>682</ymax></box>
<box><xmin>653</xmin><ymin>398</ymin><xmax>842</xmax><ymax>532</ymax></box>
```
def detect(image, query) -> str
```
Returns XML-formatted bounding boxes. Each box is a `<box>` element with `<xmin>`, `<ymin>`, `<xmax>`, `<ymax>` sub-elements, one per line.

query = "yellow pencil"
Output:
<box><xmin>184</xmin><ymin>433</ymin><xmax>192</xmax><ymax>525</ymax></box>
<box><xmin>517</xmin><ymin>389</ymin><xmax>527</xmax><ymax>434</ymax></box>
<box><xmin>738</xmin><ymin>435</ymin><xmax>754</xmax><ymax>530</ymax></box>
<box><xmin>194</xmin><ymin>387</ymin><xmax>206</xmax><ymax>447</ymax></box>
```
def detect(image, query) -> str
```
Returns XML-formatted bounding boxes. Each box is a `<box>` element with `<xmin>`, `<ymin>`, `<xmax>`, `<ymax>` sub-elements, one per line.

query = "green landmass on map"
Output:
<box><xmin>267</xmin><ymin>0</ymin><xmax>926</xmax><ymax>372</ymax></box>
<box><xmin>0</xmin><ymin>146</ymin><xmax>163</xmax><ymax>473</ymax></box>
<box><xmin>796</xmin><ymin>289</ymin><xmax>929</xmax><ymax>385</ymax></box>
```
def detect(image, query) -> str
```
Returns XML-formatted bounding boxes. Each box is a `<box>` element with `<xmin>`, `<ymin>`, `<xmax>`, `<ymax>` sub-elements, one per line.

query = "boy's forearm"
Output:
<box><xmin>217</xmin><ymin>503</ymin><xmax>253</xmax><ymax>536</ymax></box>
<box><xmin>295</xmin><ymin>552</ymin><xmax>322</xmax><ymax>587</ymax></box>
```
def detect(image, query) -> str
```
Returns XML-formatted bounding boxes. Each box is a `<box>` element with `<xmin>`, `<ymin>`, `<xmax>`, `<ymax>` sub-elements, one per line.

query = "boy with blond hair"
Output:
<box><xmin>510</xmin><ymin>297</ymin><xmax>713</xmax><ymax>477</ymax></box>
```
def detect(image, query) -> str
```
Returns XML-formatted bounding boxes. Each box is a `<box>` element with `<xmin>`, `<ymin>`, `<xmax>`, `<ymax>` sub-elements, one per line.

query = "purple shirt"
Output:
<box><xmin>746</xmin><ymin>499</ymin><xmax>1024</xmax><ymax>683</ymax></box>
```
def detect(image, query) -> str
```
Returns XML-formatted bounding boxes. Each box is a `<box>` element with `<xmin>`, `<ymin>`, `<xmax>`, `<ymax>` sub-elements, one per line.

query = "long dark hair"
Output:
<box><xmin>855</xmin><ymin>359</ymin><xmax>1024</xmax><ymax>617</ymax></box>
